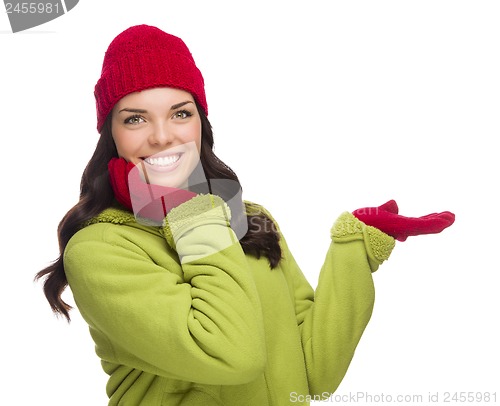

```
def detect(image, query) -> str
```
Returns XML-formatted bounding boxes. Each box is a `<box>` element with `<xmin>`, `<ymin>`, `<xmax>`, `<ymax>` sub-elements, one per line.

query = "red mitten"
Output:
<box><xmin>352</xmin><ymin>200</ymin><xmax>455</xmax><ymax>241</ymax></box>
<box><xmin>108</xmin><ymin>157</ymin><xmax>196</xmax><ymax>223</ymax></box>
<box><xmin>108</xmin><ymin>157</ymin><xmax>135</xmax><ymax>209</ymax></box>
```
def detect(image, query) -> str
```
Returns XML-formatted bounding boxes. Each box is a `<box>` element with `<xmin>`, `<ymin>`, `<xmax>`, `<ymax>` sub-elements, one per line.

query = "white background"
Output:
<box><xmin>1</xmin><ymin>1</ymin><xmax>499</xmax><ymax>404</ymax></box>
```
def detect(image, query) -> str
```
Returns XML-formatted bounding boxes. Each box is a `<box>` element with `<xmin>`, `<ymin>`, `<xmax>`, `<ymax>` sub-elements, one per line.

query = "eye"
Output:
<box><xmin>124</xmin><ymin>114</ymin><xmax>145</xmax><ymax>125</ymax></box>
<box><xmin>172</xmin><ymin>109</ymin><xmax>193</xmax><ymax>119</ymax></box>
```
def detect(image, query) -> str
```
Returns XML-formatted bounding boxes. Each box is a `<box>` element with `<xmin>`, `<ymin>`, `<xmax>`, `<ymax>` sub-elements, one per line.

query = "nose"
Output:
<box><xmin>148</xmin><ymin>122</ymin><xmax>173</xmax><ymax>146</ymax></box>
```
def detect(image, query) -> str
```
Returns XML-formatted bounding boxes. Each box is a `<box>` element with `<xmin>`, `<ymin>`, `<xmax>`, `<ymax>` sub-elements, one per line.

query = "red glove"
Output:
<box><xmin>352</xmin><ymin>200</ymin><xmax>455</xmax><ymax>241</ymax></box>
<box><xmin>108</xmin><ymin>157</ymin><xmax>135</xmax><ymax>209</ymax></box>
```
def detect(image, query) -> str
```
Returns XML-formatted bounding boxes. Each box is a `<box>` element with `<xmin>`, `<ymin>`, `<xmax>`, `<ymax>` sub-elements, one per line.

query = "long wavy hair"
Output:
<box><xmin>35</xmin><ymin>102</ymin><xmax>282</xmax><ymax>321</ymax></box>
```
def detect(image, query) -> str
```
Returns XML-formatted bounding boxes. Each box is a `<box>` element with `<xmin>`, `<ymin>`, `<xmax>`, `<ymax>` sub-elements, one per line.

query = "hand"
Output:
<box><xmin>108</xmin><ymin>157</ymin><xmax>197</xmax><ymax>224</ymax></box>
<box><xmin>108</xmin><ymin>157</ymin><xmax>135</xmax><ymax>209</ymax></box>
<box><xmin>352</xmin><ymin>200</ymin><xmax>455</xmax><ymax>241</ymax></box>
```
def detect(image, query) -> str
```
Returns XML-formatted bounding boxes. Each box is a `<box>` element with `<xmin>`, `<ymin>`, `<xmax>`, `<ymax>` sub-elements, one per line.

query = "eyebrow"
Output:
<box><xmin>118</xmin><ymin>101</ymin><xmax>194</xmax><ymax>114</ymax></box>
<box><xmin>170</xmin><ymin>100</ymin><xmax>194</xmax><ymax>110</ymax></box>
<box><xmin>118</xmin><ymin>108</ymin><xmax>147</xmax><ymax>114</ymax></box>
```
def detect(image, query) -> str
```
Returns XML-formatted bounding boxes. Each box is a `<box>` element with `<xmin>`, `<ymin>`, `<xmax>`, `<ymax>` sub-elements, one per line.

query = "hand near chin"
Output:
<box><xmin>128</xmin><ymin>162</ymin><xmax>198</xmax><ymax>224</ymax></box>
<box><xmin>108</xmin><ymin>157</ymin><xmax>198</xmax><ymax>225</ymax></box>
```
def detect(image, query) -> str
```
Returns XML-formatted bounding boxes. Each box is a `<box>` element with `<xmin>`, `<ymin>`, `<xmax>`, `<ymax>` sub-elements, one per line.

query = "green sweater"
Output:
<box><xmin>64</xmin><ymin>196</ymin><xmax>395</xmax><ymax>405</ymax></box>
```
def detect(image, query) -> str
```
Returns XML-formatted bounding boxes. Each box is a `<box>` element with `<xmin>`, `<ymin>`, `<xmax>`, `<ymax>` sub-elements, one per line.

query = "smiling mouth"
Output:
<box><xmin>143</xmin><ymin>153</ymin><xmax>182</xmax><ymax>167</ymax></box>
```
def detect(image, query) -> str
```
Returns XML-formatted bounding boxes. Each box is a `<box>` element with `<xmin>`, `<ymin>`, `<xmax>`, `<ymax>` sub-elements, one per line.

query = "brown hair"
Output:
<box><xmin>35</xmin><ymin>103</ymin><xmax>282</xmax><ymax>321</ymax></box>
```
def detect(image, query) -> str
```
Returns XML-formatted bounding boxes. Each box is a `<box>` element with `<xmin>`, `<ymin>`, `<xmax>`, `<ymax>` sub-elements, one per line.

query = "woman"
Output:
<box><xmin>36</xmin><ymin>25</ymin><xmax>455</xmax><ymax>405</ymax></box>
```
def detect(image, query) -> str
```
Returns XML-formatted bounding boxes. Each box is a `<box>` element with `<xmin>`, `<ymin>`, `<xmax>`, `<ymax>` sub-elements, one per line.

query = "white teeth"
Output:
<box><xmin>145</xmin><ymin>154</ymin><xmax>180</xmax><ymax>167</ymax></box>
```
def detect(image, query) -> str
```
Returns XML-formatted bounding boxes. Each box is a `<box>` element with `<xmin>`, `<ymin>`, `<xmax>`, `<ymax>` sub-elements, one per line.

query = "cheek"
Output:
<box><xmin>175</xmin><ymin>122</ymin><xmax>202</xmax><ymax>152</ymax></box>
<box><xmin>113</xmin><ymin>131</ymin><xmax>142</xmax><ymax>159</ymax></box>
<box><xmin>195</xmin><ymin>133</ymin><xmax>202</xmax><ymax>153</ymax></box>
<box><xmin>191</xmin><ymin>122</ymin><xmax>202</xmax><ymax>152</ymax></box>
<box><xmin>114</xmin><ymin>137</ymin><xmax>130</xmax><ymax>158</ymax></box>
<box><xmin>111</xmin><ymin>125</ymin><xmax>126</xmax><ymax>156</ymax></box>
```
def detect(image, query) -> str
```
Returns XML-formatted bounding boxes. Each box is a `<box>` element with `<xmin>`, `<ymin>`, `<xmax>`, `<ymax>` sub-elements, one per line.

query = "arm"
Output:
<box><xmin>64</xmin><ymin>196</ymin><xmax>266</xmax><ymax>385</ymax></box>
<box><xmin>281</xmin><ymin>212</ymin><xmax>395</xmax><ymax>395</ymax></box>
<box><xmin>287</xmin><ymin>199</ymin><xmax>454</xmax><ymax>394</ymax></box>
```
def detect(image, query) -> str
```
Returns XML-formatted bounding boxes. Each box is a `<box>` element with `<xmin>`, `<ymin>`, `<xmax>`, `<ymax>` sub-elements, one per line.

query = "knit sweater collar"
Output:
<box><xmin>85</xmin><ymin>207</ymin><xmax>136</xmax><ymax>226</ymax></box>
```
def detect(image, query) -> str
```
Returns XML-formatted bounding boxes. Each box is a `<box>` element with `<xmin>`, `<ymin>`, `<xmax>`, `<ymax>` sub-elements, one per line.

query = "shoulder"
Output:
<box><xmin>244</xmin><ymin>200</ymin><xmax>274</xmax><ymax>218</ymax></box>
<box><xmin>65</xmin><ymin>207</ymin><xmax>163</xmax><ymax>258</ymax></box>
<box><xmin>244</xmin><ymin>200</ymin><xmax>281</xmax><ymax>230</ymax></box>
<box><xmin>63</xmin><ymin>210</ymin><xmax>176</xmax><ymax>285</ymax></box>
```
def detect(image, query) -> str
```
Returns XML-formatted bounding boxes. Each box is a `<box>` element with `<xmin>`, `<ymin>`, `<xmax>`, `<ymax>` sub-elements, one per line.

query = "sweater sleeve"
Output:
<box><xmin>63</xmin><ymin>196</ymin><xmax>266</xmax><ymax>386</ymax></box>
<box><xmin>281</xmin><ymin>211</ymin><xmax>395</xmax><ymax>396</ymax></box>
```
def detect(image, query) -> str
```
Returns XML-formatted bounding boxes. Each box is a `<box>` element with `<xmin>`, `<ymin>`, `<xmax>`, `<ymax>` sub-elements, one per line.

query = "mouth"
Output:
<box><xmin>142</xmin><ymin>153</ymin><xmax>183</xmax><ymax>167</ymax></box>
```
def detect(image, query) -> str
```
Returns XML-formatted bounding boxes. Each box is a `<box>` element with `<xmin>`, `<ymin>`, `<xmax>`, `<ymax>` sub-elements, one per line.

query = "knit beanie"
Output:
<box><xmin>94</xmin><ymin>24</ymin><xmax>207</xmax><ymax>132</ymax></box>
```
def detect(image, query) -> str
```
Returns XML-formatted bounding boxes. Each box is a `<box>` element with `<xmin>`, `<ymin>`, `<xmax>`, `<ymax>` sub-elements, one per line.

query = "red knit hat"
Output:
<box><xmin>94</xmin><ymin>25</ymin><xmax>208</xmax><ymax>132</ymax></box>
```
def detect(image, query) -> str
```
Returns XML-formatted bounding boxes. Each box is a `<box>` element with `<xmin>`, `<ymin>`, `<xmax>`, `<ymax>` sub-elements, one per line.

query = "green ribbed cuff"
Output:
<box><xmin>331</xmin><ymin>212</ymin><xmax>395</xmax><ymax>267</ymax></box>
<box><xmin>161</xmin><ymin>194</ymin><xmax>231</xmax><ymax>248</ymax></box>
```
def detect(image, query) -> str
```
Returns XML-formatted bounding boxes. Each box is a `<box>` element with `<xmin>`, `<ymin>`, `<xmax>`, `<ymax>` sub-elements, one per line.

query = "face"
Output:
<box><xmin>111</xmin><ymin>87</ymin><xmax>202</xmax><ymax>189</ymax></box>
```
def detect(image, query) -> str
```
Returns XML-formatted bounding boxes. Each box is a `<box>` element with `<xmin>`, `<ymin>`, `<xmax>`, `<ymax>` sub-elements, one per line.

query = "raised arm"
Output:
<box><xmin>284</xmin><ymin>200</ymin><xmax>454</xmax><ymax>395</ymax></box>
<box><xmin>282</xmin><ymin>211</ymin><xmax>394</xmax><ymax>395</ymax></box>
